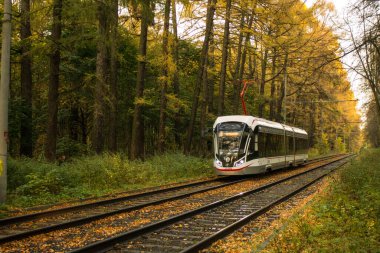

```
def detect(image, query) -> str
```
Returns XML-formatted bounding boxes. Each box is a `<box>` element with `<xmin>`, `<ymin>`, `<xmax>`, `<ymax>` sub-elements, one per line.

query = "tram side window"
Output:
<box><xmin>280</xmin><ymin>135</ymin><xmax>286</xmax><ymax>156</ymax></box>
<box><xmin>265</xmin><ymin>133</ymin><xmax>272</xmax><ymax>157</ymax></box>
<box><xmin>263</xmin><ymin>133</ymin><xmax>285</xmax><ymax>157</ymax></box>
<box><xmin>295</xmin><ymin>137</ymin><xmax>308</xmax><ymax>154</ymax></box>
<box><xmin>258</xmin><ymin>132</ymin><xmax>266</xmax><ymax>157</ymax></box>
<box><xmin>302</xmin><ymin>138</ymin><xmax>309</xmax><ymax>153</ymax></box>
<box><xmin>247</xmin><ymin>133</ymin><xmax>258</xmax><ymax>160</ymax></box>
<box><xmin>295</xmin><ymin>137</ymin><xmax>300</xmax><ymax>154</ymax></box>
<box><xmin>287</xmin><ymin>135</ymin><xmax>293</xmax><ymax>155</ymax></box>
<box><xmin>240</xmin><ymin>127</ymin><xmax>250</xmax><ymax>154</ymax></box>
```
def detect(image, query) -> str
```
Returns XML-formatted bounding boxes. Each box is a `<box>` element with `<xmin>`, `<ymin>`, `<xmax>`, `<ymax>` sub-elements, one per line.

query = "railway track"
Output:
<box><xmin>0</xmin><ymin>154</ymin><xmax>347</xmax><ymax>252</ymax></box>
<box><xmin>0</xmin><ymin>176</ymin><xmax>248</xmax><ymax>243</ymax></box>
<box><xmin>71</xmin><ymin>154</ymin><xmax>352</xmax><ymax>253</ymax></box>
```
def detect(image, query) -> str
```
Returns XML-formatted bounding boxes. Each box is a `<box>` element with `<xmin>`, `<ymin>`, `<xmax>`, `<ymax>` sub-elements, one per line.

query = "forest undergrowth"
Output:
<box><xmin>1</xmin><ymin>147</ymin><xmax>340</xmax><ymax>215</ymax></box>
<box><xmin>1</xmin><ymin>153</ymin><xmax>213</xmax><ymax>213</ymax></box>
<box><xmin>261</xmin><ymin>148</ymin><xmax>380</xmax><ymax>252</ymax></box>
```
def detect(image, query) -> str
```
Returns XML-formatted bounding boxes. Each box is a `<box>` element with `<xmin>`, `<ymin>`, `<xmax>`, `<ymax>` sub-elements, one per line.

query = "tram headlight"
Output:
<box><xmin>234</xmin><ymin>157</ymin><xmax>245</xmax><ymax>167</ymax></box>
<box><xmin>215</xmin><ymin>158</ymin><xmax>223</xmax><ymax>167</ymax></box>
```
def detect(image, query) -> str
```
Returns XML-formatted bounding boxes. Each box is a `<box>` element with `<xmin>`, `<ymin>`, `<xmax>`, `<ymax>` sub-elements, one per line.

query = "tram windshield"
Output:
<box><xmin>215</xmin><ymin>122</ymin><xmax>249</xmax><ymax>167</ymax></box>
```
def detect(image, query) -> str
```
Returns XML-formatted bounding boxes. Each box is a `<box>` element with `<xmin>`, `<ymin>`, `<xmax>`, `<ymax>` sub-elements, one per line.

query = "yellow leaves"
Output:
<box><xmin>166</xmin><ymin>94</ymin><xmax>189</xmax><ymax>114</ymax></box>
<box><xmin>182</xmin><ymin>3</ymin><xmax>195</xmax><ymax>19</ymax></box>
<box><xmin>134</xmin><ymin>97</ymin><xmax>153</xmax><ymax>107</ymax></box>
<box><xmin>136</xmin><ymin>54</ymin><xmax>146</xmax><ymax>63</ymax></box>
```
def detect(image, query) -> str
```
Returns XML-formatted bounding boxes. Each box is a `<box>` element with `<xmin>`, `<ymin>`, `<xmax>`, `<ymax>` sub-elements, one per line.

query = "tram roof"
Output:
<box><xmin>213</xmin><ymin>115</ymin><xmax>307</xmax><ymax>135</ymax></box>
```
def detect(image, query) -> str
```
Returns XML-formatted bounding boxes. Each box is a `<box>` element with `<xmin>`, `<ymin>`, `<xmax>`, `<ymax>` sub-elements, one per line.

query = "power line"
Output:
<box><xmin>290</xmin><ymin>99</ymin><xmax>358</xmax><ymax>104</ymax></box>
<box><xmin>335</xmin><ymin>122</ymin><xmax>363</xmax><ymax>124</ymax></box>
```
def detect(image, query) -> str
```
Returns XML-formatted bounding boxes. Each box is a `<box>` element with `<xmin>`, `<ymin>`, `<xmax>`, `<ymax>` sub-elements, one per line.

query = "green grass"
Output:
<box><xmin>1</xmin><ymin>153</ymin><xmax>213</xmax><ymax>213</ymax></box>
<box><xmin>263</xmin><ymin>148</ymin><xmax>380</xmax><ymax>252</ymax></box>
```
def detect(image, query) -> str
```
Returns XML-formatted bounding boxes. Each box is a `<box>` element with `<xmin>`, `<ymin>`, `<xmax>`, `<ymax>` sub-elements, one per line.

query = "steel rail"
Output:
<box><xmin>69</xmin><ymin>154</ymin><xmax>350</xmax><ymax>253</ymax></box>
<box><xmin>0</xmin><ymin>153</ymin><xmax>338</xmax><ymax>227</ymax></box>
<box><xmin>0</xmin><ymin>177</ymin><xmax>250</xmax><ymax>243</ymax></box>
<box><xmin>180</xmin><ymin>156</ymin><xmax>352</xmax><ymax>253</ymax></box>
<box><xmin>0</xmin><ymin>154</ymin><xmax>342</xmax><ymax>244</ymax></box>
<box><xmin>0</xmin><ymin>177</ymin><xmax>229</xmax><ymax>226</ymax></box>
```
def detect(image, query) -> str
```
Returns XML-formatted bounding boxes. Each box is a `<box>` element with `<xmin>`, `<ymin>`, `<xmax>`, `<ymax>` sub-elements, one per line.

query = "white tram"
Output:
<box><xmin>213</xmin><ymin>115</ymin><xmax>308</xmax><ymax>175</ymax></box>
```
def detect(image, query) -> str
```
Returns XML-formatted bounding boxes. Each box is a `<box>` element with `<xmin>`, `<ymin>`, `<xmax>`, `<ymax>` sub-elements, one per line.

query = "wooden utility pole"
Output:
<box><xmin>0</xmin><ymin>0</ymin><xmax>12</xmax><ymax>202</ymax></box>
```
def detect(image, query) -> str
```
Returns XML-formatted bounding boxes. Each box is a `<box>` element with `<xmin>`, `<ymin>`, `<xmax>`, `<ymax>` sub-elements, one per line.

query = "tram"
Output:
<box><xmin>213</xmin><ymin>115</ymin><xmax>308</xmax><ymax>175</ymax></box>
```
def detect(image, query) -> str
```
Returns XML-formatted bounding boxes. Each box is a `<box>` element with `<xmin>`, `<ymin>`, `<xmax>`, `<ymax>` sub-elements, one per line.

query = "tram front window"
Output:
<box><xmin>215</xmin><ymin>122</ymin><xmax>248</xmax><ymax>167</ymax></box>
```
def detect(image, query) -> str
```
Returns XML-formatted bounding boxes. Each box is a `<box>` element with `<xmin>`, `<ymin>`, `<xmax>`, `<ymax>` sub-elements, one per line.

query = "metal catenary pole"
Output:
<box><xmin>0</xmin><ymin>0</ymin><xmax>12</xmax><ymax>202</ymax></box>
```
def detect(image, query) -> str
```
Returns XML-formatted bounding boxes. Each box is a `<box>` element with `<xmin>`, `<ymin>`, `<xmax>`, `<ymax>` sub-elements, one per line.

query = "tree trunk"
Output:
<box><xmin>69</xmin><ymin>106</ymin><xmax>79</xmax><ymax>141</ymax></box>
<box><xmin>108</xmin><ymin>0</ymin><xmax>119</xmax><ymax>152</ymax></box>
<box><xmin>131</xmin><ymin>1</ymin><xmax>150</xmax><ymax>160</ymax></box>
<box><xmin>309</xmin><ymin>102</ymin><xmax>316</xmax><ymax>147</ymax></box>
<box><xmin>171</xmin><ymin>0</ymin><xmax>181</xmax><ymax>147</ymax></box>
<box><xmin>79</xmin><ymin>107</ymin><xmax>88</xmax><ymax>144</ymax></box>
<box><xmin>258</xmin><ymin>47</ymin><xmax>269</xmax><ymax>117</ymax></box>
<box><xmin>200</xmin><ymin>49</ymin><xmax>209</xmax><ymax>154</ymax></box>
<box><xmin>184</xmin><ymin>0</ymin><xmax>216</xmax><ymax>154</ymax></box>
<box><xmin>217</xmin><ymin>0</ymin><xmax>231</xmax><ymax>116</ymax></box>
<box><xmin>233</xmin><ymin>44</ymin><xmax>247</xmax><ymax>114</ymax></box>
<box><xmin>158</xmin><ymin>0</ymin><xmax>171</xmax><ymax>153</ymax></box>
<box><xmin>45</xmin><ymin>0</ymin><xmax>62</xmax><ymax>161</ymax></box>
<box><xmin>269</xmin><ymin>48</ymin><xmax>277</xmax><ymax>120</ymax></box>
<box><xmin>0</xmin><ymin>0</ymin><xmax>12</xmax><ymax>202</ymax></box>
<box><xmin>276</xmin><ymin>52</ymin><xmax>288</xmax><ymax>122</ymax></box>
<box><xmin>208</xmin><ymin>32</ymin><xmax>215</xmax><ymax>113</ymax></box>
<box><xmin>20</xmin><ymin>0</ymin><xmax>33</xmax><ymax>157</ymax></box>
<box><xmin>231</xmin><ymin>13</ymin><xmax>245</xmax><ymax>114</ymax></box>
<box><xmin>93</xmin><ymin>0</ymin><xmax>108</xmax><ymax>154</ymax></box>
<box><xmin>233</xmin><ymin>11</ymin><xmax>254</xmax><ymax>114</ymax></box>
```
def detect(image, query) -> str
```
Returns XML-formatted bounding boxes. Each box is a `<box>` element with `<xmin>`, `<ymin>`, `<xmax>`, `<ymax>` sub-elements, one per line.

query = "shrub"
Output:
<box><xmin>6</xmin><ymin>153</ymin><xmax>213</xmax><ymax>207</ymax></box>
<box><xmin>316</xmin><ymin>133</ymin><xmax>330</xmax><ymax>155</ymax></box>
<box><xmin>16</xmin><ymin>172</ymin><xmax>64</xmax><ymax>196</ymax></box>
<box><xmin>333</xmin><ymin>137</ymin><xmax>346</xmax><ymax>153</ymax></box>
<box><xmin>308</xmin><ymin>148</ymin><xmax>319</xmax><ymax>158</ymax></box>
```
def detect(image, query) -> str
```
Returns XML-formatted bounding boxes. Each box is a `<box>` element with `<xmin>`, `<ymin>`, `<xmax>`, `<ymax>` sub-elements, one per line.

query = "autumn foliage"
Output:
<box><xmin>5</xmin><ymin>0</ymin><xmax>361</xmax><ymax>160</ymax></box>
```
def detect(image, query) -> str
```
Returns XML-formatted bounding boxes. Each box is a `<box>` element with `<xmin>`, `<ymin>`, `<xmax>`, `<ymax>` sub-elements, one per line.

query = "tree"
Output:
<box><xmin>45</xmin><ymin>0</ymin><xmax>62</xmax><ymax>161</ymax></box>
<box><xmin>2</xmin><ymin>0</ymin><xmax>363</xmax><ymax>159</ymax></box>
<box><xmin>108</xmin><ymin>0</ymin><xmax>119</xmax><ymax>152</ymax></box>
<box><xmin>217</xmin><ymin>0</ymin><xmax>231</xmax><ymax>116</ymax></box>
<box><xmin>317</xmin><ymin>132</ymin><xmax>330</xmax><ymax>155</ymax></box>
<box><xmin>130</xmin><ymin>0</ymin><xmax>153</xmax><ymax>160</ymax></box>
<box><xmin>158</xmin><ymin>0</ymin><xmax>171</xmax><ymax>152</ymax></box>
<box><xmin>93</xmin><ymin>0</ymin><xmax>107</xmax><ymax>153</ymax></box>
<box><xmin>0</xmin><ymin>0</ymin><xmax>12</xmax><ymax>202</ymax></box>
<box><xmin>184</xmin><ymin>0</ymin><xmax>217</xmax><ymax>154</ymax></box>
<box><xmin>334</xmin><ymin>137</ymin><xmax>346</xmax><ymax>153</ymax></box>
<box><xmin>345</xmin><ymin>1</ymin><xmax>380</xmax><ymax>116</ymax></box>
<box><xmin>269</xmin><ymin>47</ymin><xmax>278</xmax><ymax>120</ymax></box>
<box><xmin>171</xmin><ymin>0</ymin><xmax>181</xmax><ymax>146</ymax></box>
<box><xmin>20</xmin><ymin>0</ymin><xmax>33</xmax><ymax>157</ymax></box>
<box><xmin>231</xmin><ymin>13</ymin><xmax>245</xmax><ymax>115</ymax></box>
<box><xmin>365</xmin><ymin>101</ymin><xmax>380</xmax><ymax>147</ymax></box>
